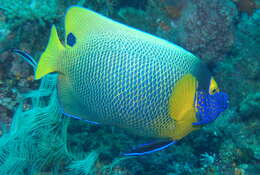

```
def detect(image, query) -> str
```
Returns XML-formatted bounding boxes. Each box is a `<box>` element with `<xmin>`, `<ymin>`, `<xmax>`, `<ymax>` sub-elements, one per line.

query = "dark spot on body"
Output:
<box><xmin>67</xmin><ymin>33</ymin><xmax>76</xmax><ymax>47</ymax></box>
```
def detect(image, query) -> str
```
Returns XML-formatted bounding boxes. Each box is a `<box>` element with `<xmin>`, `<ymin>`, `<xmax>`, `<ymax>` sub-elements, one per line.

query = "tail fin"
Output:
<box><xmin>35</xmin><ymin>25</ymin><xmax>64</xmax><ymax>80</ymax></box>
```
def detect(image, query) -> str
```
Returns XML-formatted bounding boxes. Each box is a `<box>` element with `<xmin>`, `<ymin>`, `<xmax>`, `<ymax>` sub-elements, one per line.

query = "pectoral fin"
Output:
<box><xmin>168</xmin><ymin>74</ymin><xmax>200</xmax><ymax>140</ymax></box>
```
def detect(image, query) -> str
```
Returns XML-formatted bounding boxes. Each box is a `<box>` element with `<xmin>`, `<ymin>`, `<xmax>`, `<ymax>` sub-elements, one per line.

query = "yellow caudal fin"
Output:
<box><xmin>168</xmin><ymin>74</ymin><xmax>200</xmax><ymax>139</ymax></box>
<box><xmin>35</xmin><ymin>25</ymin><xmax>65</xmax><ymax>79</ymax></box>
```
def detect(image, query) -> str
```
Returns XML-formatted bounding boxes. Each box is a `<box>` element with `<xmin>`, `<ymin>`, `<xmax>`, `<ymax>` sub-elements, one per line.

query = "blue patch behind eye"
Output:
<box><xmin>67</xmin><ymin>32</ymin><xmax>76</xmax><ymax>47</ymax></box>
<box><xmin>193</xmin><ymin>91</ymin><xmax>228</xmax><ymax>125</ymax></box>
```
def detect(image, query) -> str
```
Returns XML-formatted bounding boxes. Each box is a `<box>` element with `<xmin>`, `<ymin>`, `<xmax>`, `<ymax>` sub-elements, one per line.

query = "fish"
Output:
<box><xmin>33</xmin><ymin>6</ymin><xmax>228</xmax><ymax>155</ymax></box>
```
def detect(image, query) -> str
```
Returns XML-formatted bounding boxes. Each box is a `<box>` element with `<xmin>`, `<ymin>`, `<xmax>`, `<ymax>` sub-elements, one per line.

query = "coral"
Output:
<box><xmin>148</xmin><ymin>0</ymin><xmax>239</xmax><ymax>65</ymax></box>
<box><xmin>200</xmin><ymin>152</ymin><xmax>216</xmax><ymax>168</ymax></box>
<box><xmin>0</xmin><ymin>0</ymin><xmax>63</xmax><ymax>59</ymax></box>
<box><xmin>118</xmin><ymin>7</ymin><xmax>151</xmax><ymax>32</ymax></box>
<box><xmin>172</xmin><ymin>0</ymin><xmax>238</xmax><ymax>63</ymax></box>
<box><xmin>0</xmin><ymin>13</ymin><xmax>10</xmax><ymax>44</ymax></box>
<box><xmin>161</xmin><ymin>0</ymin><xmax>185</xmax><ymax>19</ymax></box>
<box><xmin>237</xmin><ymin>93</ymin><xmax>260</xmax><ymax>120</ymax></box>
<box><xmin>233</xmin><ymin>0</ymin><xmax>258</xmax><ymax>15</ymax></box>
<box><xmin>214</xmin><ymin>9</ymin><xmax>260</xmax><ymax>105</ymax></box>
<box><xmin>0</xmin><ymin>0</ymin><xmax>59</xmax><ymax>27</ymax></box>
<box><xmin>117</xmin><ymin>0</ymin><xmax>147</xmax><ymax>10</ymax></box>
<box><xmin>0</xmin><ymin>75</ymin><xmax>70</xmax><ymax>174</ymax></box>
<box><xmin>67</xmin><ymin>151</ymin><xmax>99</xmax><ymax>175</ymax></box>
<box><xmin>10</xmin><ymin>58</ymin><xmax>31</xmax><ymax>80</ymax></box>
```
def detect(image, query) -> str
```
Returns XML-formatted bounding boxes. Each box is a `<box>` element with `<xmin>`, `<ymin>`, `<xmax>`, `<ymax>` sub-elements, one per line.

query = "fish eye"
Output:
<box><xmin>211</xmin><ymin>89</ymin><xmax>217</xmax><ymax>94</ymax></box>
<box><xmin>67</xmin><ymin>32</ymin><xmax>76</xmax><ymax>47</ymax></box>
<box><xmin>210</xmin><ymin>88</ymin><xmax>219</xmax><ymax>95</ymax></box>
<box><xmin>209</xmin><ymin>77</ymin><xmax>219</xmax><ymax>95</ymax></box>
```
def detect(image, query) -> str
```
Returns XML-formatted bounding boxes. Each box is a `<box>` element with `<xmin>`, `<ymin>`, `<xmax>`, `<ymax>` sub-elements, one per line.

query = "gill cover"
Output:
<box><xmin>168</xmin><ymin>74</ymin><xmax>200</xmax><ymax>140</ymax></box>
<box><xmin>35</xmin><ymin>26</ymin><xmax>64</xmax><ymax>79</ymax></box>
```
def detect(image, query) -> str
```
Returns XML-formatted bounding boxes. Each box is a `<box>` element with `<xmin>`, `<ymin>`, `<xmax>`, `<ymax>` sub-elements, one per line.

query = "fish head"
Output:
<box><xmin>193</xmin><ymin>77</ymin><xmax>229</xmax><ymax>125</ymax></box>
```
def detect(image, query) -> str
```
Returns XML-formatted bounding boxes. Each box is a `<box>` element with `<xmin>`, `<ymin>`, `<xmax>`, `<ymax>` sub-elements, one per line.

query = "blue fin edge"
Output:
<box><xmin>57</xmin><ymin>90</ymin><xmax>99</xmax><ymax>125</ymax></box>
<box><xmin>123</xmin><ymin>141</ymin><xmax>176</xmax><ymax>156</ymax></box>
<box><xmin>61</xmin><ymin>109</ymin><xmax>99</xmax><ymax>125</ymax></box>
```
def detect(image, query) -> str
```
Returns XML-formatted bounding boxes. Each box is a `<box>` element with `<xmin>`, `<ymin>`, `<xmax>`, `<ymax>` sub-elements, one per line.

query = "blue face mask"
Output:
<box><xmin>193</xmin><ymin>91</ymin><xmax>229</xmax><ymax>125</ymax></box>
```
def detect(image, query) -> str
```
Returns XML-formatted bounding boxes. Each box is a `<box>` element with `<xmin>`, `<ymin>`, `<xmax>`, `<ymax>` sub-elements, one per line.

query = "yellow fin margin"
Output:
<box><xmin>65</xmin><ymin>7</ymin><xmax>115</xmax><ymax>46</ymax></box>
<box><xmin>168</xmin><ymin>74</ymin><xmax>200</xmax><ymax>140</ymax></box>
<box><xmin>35</xmin><ymin>25</ymin><xmax>64</xmax><ymax>79</ymax></box>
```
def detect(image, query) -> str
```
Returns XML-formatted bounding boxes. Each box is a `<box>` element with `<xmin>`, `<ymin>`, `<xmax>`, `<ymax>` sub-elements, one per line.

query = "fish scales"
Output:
<box><xmin>58</xmin><ymin>29</ymin><xmax>199</xmax><ymax>138</ymax></box>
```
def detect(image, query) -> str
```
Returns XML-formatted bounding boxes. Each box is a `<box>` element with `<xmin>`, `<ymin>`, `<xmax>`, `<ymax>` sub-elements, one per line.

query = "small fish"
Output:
<box><xmin>33</xmin><ymin>6</ymin><xmax>228</xmax><ymax>155</ymax></box>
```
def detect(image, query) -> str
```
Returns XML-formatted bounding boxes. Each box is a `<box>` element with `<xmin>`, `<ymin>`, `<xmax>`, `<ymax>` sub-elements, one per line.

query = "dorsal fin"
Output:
<box><xmin>65</xmin><ymin>6</ymin><xmax>121</xmax><ymax>46</ymax></box>
<box><xmin>64</xmin><ymin>6</ymin><xmax>153</xmax><ymax>48</ymax></box>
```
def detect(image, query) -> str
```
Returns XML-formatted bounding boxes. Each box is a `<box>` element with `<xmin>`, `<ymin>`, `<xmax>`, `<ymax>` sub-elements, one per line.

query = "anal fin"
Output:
<box><xmin>123</xmin><ymin>140</ymin><xmax>176</xmax><ymax>156</ymax></box>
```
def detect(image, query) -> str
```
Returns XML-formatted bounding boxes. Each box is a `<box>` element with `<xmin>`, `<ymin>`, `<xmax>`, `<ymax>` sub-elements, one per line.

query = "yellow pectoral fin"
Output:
<box><xmin>168</xmin><ymin>74</ymin><xmax>200</xmax><ymax>140</ymax></box>
<box><xmin>169</xmin><ymin>74</ymin><xmax>197</xmax><ymax>121</ymax></box>
<box><xmin>35</xmin><ymin>25</ymin><xmax>64</xmax><ymax>79</ymax></box>
<box><xmin>171</xmin><ymin>108</ymin><xmax>199</xmax><ymax>140</ymax></box>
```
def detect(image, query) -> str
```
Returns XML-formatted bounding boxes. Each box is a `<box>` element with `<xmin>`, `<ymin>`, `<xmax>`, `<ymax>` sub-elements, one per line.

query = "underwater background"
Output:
<box><xmin>0</xmin><ymin>0</ymin><xmax>259</xmax><ymax>174</ymax></box>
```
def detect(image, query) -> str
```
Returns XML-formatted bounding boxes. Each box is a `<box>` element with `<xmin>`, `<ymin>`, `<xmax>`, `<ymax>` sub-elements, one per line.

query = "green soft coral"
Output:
<box><xmin>0</xmin><ymin>74</ymin><xmax>71</xmax><ymax>174</ymax></box>
<box><xmin>0</xmin><ymin>0</ymin><xmax>59</xmax><ymax>27</ymax></box>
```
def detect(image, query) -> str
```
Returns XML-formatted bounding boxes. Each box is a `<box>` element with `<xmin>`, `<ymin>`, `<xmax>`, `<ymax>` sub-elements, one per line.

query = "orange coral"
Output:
<box><xmin>165</xmin><ymin>5</ymin><xmax>183</xmax><ymax>19</ymax></box>
<box><xmin>159</xmin><ymin>21</ymin><xmax>171</xmax><ymax>31</ymax></box>
<box><xmin>161</xmin><ymin>0</ymin><xmax>184</xmax><ymax>19</ymax></box>
<box><xmin>27</xmin><ymin>75</ymin><xmax>35</xmax><ymax>81</ymax></box>
<box><xmin>234</xmin><ymin>168</ymin><xmax>245</xmax><ymax>175</ymax></box>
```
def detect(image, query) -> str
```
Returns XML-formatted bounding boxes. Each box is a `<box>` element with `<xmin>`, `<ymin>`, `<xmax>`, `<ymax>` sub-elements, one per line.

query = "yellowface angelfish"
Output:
<box><xmin>34</xmin><ymin>6</ymin><xmax>228</xmax><ymax>156</ymax></box>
